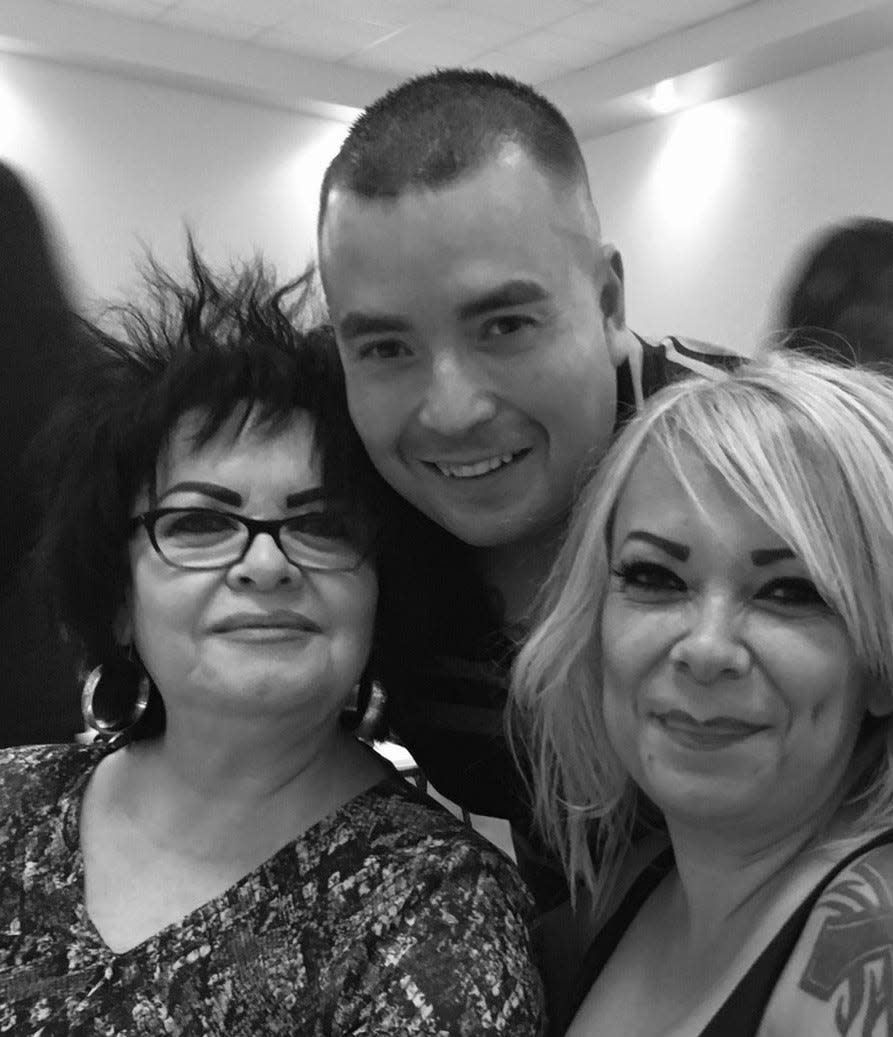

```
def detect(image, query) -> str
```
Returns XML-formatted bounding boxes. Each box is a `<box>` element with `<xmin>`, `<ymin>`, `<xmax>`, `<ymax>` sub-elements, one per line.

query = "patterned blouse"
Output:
<box><xmin>0</xmin><ymin>743</ymin><xmax>545</xmax><ymax>1036</ymax></box>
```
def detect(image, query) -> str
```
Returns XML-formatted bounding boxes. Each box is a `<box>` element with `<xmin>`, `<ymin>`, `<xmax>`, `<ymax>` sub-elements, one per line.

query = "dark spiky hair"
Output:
<box><xmin>319</xmin><ymin>68</ymin><xmax>590</xmax><ymax>234</ymax></box>
<box><xmin>35</xmin><ymin>244</ymin><xmax>382</xmax><ymax>678</ymax></box>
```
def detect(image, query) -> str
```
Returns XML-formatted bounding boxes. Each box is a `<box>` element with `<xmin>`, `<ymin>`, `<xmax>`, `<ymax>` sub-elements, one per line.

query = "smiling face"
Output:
<box><xmin>123</xmin><ymin>409</ymin><xmax>378</xmax><ymax>729</ymax></box>
<box><xmin>601</xmin><ymin>446</ymin><xmax>875</xmax><ymax>840</ymax></box>
<box><xmin>319</xmin><ymin>148</ymin><xmax>619</xmax><ymax>549</ymax></box>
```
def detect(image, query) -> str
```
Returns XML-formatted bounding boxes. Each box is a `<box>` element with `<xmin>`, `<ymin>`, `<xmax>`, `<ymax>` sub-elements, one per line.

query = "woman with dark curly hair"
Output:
<box><xmin>0</xmin><ymin>248</ymin><xmax>545</xmax><ymax>1036</ymax></box>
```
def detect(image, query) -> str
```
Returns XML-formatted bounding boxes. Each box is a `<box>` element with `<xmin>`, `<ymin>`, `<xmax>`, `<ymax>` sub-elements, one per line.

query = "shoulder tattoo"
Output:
<box><xmin>799</xmin><ymin>860</ymin><xmax>893</xmax><ymax>1036</ymax></box>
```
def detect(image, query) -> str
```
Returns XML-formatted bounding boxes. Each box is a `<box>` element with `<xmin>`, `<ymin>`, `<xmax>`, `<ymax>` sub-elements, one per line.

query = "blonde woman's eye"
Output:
<box><xmin>758</xmin><ymin>577</ymin><xmax>829</xmax><ymax>608</ymax></box>
<box><xmin>611</xmin><ymin>560</ymin><xmax>686</xmax><ymax>594</ymax></box>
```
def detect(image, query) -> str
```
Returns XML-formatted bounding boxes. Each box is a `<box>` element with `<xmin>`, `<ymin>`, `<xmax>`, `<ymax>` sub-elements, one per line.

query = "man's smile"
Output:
<box><xmin>422</xmin><ymin>449</ymin><xmax>532</xmax><ymax>480</ymax></box>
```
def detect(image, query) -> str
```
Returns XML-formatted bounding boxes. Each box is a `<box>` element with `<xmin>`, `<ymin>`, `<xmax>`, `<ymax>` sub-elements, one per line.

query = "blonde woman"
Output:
<box><xmin>512</xmin><ymin>353</ymin><xmax>893</xmax><ymax>1036</ymax></box>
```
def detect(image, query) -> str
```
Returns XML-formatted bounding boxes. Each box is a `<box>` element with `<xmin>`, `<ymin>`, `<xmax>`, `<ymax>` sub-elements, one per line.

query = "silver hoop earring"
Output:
<box><xmin>81</xmin><ymin>651</ymin><xmax>151</xmax><ymax>738</ymax></box>
<box><xmin>341</xmin><ymin>668</ymin><xmax>387</xmax><ymax>740</ymax></box>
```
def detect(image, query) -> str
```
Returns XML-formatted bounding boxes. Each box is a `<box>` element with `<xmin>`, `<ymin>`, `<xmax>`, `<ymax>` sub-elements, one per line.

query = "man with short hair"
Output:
<box><xmin>318</xmin><ymin>69</ymin><xmax>735</xmax><ymax>905</ymax></box>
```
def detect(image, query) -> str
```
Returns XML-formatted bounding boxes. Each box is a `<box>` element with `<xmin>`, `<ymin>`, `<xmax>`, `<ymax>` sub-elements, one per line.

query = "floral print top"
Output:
<box><xmin>0</xmin><ymin>743</ymin><xmax>545</xmax><ymax>1036</ymax></box>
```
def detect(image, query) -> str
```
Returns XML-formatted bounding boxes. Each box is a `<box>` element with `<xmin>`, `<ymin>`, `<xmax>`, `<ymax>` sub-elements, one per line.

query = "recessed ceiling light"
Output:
<box><xmin>649</xmin><ymin>78</ymin><xmax>679</xmax><ymax>114</ymax></box>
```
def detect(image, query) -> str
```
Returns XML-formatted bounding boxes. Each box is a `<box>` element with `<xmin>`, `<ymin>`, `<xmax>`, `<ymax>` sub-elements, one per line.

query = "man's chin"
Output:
<box><xmin>420</xmin><ymin>503</ymin><xmax>547</xmax><ymax>550</ymax></box>
<box><xmin>380</xmin><ymin>466</ymin><xmax>556</xmax><ymax>549</ymax></box>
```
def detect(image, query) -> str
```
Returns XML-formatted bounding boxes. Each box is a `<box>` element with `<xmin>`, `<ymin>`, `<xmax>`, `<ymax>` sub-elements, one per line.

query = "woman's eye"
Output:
<box><xmin>611</xmin><ymin>560</ymin><xmax>686</xmax><ymax>595</ymax></box>
<box><xmin>163</xmin><ymin>511</ymin><xmax>235</xmax><ymax>538</ymax></box>
<box><xmin>757</xmin><ymin>577</ymin><xmax>829</xmax><ymax>608</ymax></box>
<box><xmin>482</xmin><ymin>314</ymin><xmax>536</xmax><ymax>338</ymax></box>
<box><xmin>285</xmin><ymin>511</ymin><xmax>351</xmax><ymax>542</ymax></box>
<box><xmin>357</xmin><ymin>339</ymin><xmax>411</xmax><ymax>361</ymax></box>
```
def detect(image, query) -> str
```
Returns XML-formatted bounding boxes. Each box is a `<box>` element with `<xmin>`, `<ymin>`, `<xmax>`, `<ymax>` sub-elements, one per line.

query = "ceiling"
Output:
<box><xmin>2</xmin><ymin>0</ymin><xmax>893</xmax><ymax>136</ymax></box>
<box><xmin>46</xmin><ymin>0</ymin><xmax>755</xmax><ymax>82</ymax></box>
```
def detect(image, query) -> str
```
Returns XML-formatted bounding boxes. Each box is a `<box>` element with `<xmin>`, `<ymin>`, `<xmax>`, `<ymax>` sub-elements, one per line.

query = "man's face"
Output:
<box><xmin>319</xmin><ymin>150</ymin><xmax>620</xmax><ymax>549</ymax></box>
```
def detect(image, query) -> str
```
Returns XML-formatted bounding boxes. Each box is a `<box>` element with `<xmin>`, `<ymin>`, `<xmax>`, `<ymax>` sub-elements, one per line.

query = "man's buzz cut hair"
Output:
<box><xmin>318</xmin><ymin>68</ymin><xmax>592</xmax><ymax>234</ymax></box>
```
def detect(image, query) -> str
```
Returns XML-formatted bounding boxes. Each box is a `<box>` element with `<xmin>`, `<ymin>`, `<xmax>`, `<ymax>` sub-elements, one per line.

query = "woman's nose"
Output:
<box><xmin>668</xmin><ymin>593</ymin><xmax>751</xmax><ymax>684</ymax></box>
<box><xmin>227</xmin><ymin>532</ymin><xmax>300</xmax><ymax>590</ymax></box>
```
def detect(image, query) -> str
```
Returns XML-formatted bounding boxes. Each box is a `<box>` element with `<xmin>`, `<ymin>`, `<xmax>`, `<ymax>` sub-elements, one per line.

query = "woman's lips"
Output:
<box><xmin>653</xmin><ymin>709</ymin><xmax>769</xmax><ymax>749</ymax></box>
<box><xmin>212</xmin><ymin>610</ymin><xmax>321</xmax><ymax>635</ymax></box>
<box><xmin>215</xmin><ymin>627</ymin><xmax>314</xmax><ymax>643</ymax></box>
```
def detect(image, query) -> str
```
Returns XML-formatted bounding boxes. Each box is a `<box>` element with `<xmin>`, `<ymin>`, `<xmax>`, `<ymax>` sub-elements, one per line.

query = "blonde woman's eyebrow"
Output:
<box><xmin>623</xmin><ymin>530</ymin><xmax>689</xmax><ymax>561</ymax></box>
<box><xmin>751</xmin><ymin>547</ymin><xmax>796</xmax><ymax>566</ymax></box>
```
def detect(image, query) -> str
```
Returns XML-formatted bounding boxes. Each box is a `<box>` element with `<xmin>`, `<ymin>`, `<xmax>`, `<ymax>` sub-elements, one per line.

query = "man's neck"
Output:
<box><xmin>474</xmin><ymin>520</ymin><xmax>567</xmax><ymax>627</ymax></box>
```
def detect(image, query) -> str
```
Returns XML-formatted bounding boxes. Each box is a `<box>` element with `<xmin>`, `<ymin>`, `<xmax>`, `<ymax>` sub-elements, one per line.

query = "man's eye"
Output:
<box><xmin>481</xmin><ymin>314</ymin><xmax>536</xmax><ymax>338</ymax></box>
<box><xmin>356</xmin><ymin>340</ymin><xmax>411</xmax><ymax>361</ymax></box>
<box><xmin>757</xmin><ymin>577</ymin><xmax>829</xmax><ymax>609</ymax></box>
<box><xmin>611</xmin><ymin>560</ymin><xmax>686</xmax><ymax>595</ymax></box>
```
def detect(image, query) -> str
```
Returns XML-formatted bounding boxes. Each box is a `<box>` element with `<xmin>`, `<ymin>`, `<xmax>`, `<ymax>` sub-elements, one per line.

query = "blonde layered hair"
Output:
<box><xmin>510</xmin><ymin>352</ymin><xmax>893</xmax><ymax>916</ymax></box>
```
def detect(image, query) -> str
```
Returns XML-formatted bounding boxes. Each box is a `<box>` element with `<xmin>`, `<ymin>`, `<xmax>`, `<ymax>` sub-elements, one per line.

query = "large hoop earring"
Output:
<box><xmin>81</xmin><ymin>649</ymin><xmax>151</xmax><ymax>740</ymax></box>
<box><xmin>341</xmin><ymin>666</ymin><xmax>387</xmax><ymax>740</ymax></box>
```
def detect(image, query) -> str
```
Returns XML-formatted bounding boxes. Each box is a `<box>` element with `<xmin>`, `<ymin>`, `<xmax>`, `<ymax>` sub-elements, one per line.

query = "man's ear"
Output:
<box><xmin>599</xmin><ymin>244</ymin><xmax>626</xmax><ymax>330</ymax></box>
<box><xmin>598</xmin><ymin>245</ymin><xmax>644</xmax><ymax>404</ymax></box>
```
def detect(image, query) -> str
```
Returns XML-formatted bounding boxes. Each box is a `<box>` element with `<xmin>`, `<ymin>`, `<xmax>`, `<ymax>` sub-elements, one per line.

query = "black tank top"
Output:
<box><xmin>555</xmin><ymin>827</ymin><xmax>893</xmax><ymax>1036</ymax></box>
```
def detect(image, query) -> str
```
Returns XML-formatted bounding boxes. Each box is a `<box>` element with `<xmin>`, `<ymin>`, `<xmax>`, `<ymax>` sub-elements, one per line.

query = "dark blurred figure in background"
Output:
<box><xmin>779</xmin><ymin>217</ymin><xmax>893</xmax><ymax>364</ymax></box>
<box><xmin>0</xmin><ymin>161</ymin><xmax>81</xmax><ymax>745</ymax></box>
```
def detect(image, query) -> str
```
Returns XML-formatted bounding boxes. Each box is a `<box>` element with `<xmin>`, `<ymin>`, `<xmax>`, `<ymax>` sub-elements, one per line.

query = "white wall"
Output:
<box><xmin>582</xmin><ymin>47</ymin><xmax>893</xmax><ymax>354</ymax></box>
<box><xmin>0</xmin><ymin>51</ymin><xmax>349</xmax><ymax>312</ymax></box>
<box><xmin>6</xmin><ymin>44</ymin><xmax>893</xmax><ymax>348</ymax></box>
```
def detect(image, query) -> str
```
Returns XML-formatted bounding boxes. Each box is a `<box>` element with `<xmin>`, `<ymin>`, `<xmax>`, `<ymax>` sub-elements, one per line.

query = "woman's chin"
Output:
<box><xmin>638</xmin><ymin>755</ymin><xmax>773</xmax><ymax>829</ymax></box>
<box><xmin>168</xmin><ymin>670</ymin><xmax>336</xmax><ymax>725</ymax></box>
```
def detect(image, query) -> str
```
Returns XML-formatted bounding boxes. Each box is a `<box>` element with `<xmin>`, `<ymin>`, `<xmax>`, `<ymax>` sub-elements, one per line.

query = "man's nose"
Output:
<box><xmin>417</xmin><ymin>350</ymin><xmax>497</xmax><ymax>436</ymax></box>
<box><xmin>668</xmin><ymin>592</ymin><xmax>751</xmax><ymax>684</ymax></box>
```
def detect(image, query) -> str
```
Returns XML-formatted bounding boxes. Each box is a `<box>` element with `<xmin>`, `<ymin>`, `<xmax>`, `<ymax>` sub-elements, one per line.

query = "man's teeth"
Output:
<box><xmin>434</xmin><ymin>453</ymin><xmax>517</xmax><ymax>479</ymax></box>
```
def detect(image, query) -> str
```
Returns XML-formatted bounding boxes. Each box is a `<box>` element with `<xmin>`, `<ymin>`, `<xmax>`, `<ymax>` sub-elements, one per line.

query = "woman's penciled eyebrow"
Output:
<box><xmin>751</xmin><ymin>547</ymin><xmax>796</xmax><ymax>566</ymax></box>
<box><xmin>158</xmin><ymin>481</ymin><xmax>242</xmax><ymax>506</ymax></box>
<box><xmin>157</xmin><ymin>484</ymin><xmax>327</xmax><ymax>510</ymax></box>
<box><xmin>622</xmin><ymin>530</ymin><xmax>690</xmax><ymax>561</ymax></box>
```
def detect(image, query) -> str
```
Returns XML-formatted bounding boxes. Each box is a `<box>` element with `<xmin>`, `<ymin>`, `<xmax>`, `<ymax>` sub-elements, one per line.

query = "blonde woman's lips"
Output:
<box><xmin>654</xmin><ymin>709</ymin><xmax>769</xmax><ymax>750</ymax></box>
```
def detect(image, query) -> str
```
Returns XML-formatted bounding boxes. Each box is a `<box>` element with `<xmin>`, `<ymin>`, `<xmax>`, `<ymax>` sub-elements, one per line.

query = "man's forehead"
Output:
<box><xmin>322</xmin><ymin>147</ymin><xmax>596</xmax><ymax>232</ymax></box>
<box><xmin>322</xmin><ymin>175</ymin><xmax>599</xmax><ymax>284</ymax></box>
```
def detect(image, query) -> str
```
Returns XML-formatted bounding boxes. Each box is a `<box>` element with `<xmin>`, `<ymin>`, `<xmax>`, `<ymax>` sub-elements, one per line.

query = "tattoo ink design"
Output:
<box><xmin>800</xmin><ymin>862</ymin><xmax>893</xmax><ymax>1036</ymax></box>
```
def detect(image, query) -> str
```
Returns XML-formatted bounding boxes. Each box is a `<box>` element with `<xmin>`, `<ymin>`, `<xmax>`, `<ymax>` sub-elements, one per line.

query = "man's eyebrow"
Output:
<box><xmin>158</xmin><ymin>481</ymin><xmax>242</xmax><ymax>506</ymax></box>
<box><xmin>338</xmin><ymin>311</ymin><xmax>412</xmax><ymax>339</ymax></box>
<box><xmin>456</xmin><ymin>280</ymin><xmax>550</xmax><ymax>321</ymax></box>
<box><xmin>623</xmin><ymin>530</ymin><xmax>690</xmax><ymax>561</ymax></box>
<box><xmin>751</xmin><ymin>547</ymin><xmax>796</xmax><ymax>566</ymax></box>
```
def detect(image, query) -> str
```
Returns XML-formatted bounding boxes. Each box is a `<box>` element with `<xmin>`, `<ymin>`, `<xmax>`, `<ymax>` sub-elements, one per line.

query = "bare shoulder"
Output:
<box><xmin>760</xmin><ymin>840</ymin><xmax>893</xmax><ymax>1037</ymax></box>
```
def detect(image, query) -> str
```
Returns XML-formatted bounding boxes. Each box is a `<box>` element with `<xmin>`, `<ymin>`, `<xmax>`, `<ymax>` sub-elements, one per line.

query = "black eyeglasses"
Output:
<box><xmin>130</xmin><ymin>507</ymin><xmax>373</xmax><ymax>572</ymax></box>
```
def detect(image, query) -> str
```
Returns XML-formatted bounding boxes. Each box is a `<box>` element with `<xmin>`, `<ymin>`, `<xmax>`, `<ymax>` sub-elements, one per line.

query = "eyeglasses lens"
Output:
<box><xmin>154</xmin><ymin>509</ymin><xmax>364</xmax><ymax>571</ymax></box>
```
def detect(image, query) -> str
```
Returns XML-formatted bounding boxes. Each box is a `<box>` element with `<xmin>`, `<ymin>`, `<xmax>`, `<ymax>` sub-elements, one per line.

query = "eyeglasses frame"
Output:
<box><xmin>129</xmin><ymin>506</ymin><xmax>373</xmax><ymax>573</ymax></box>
